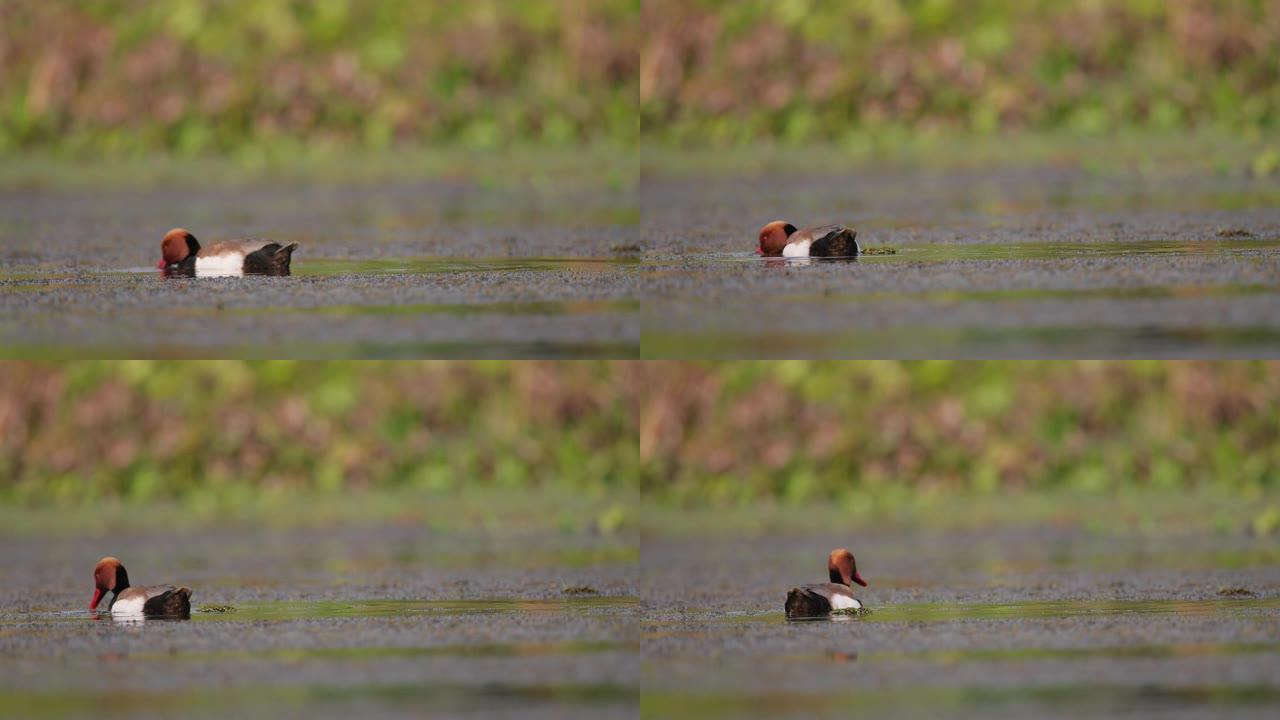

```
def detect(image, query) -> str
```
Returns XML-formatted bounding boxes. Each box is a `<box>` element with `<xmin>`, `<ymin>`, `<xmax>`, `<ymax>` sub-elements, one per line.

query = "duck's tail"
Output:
<box><xmin>271</xmin><ymin>243</ymin><xmax>299</xmax><ymax>273</ymax></box>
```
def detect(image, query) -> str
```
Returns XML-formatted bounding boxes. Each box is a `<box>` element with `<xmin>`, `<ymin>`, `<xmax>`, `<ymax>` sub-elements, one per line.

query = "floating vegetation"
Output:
<box><xmin>1216</xmin><ymin>228</ymin><xmax>1255</xmax><ymax>238</ymax></box>
<box><xmin>831</xmin><ymin>607</ymin><xmax>873</xmax><ymax>617</ymax></box>
<box><xmin>861</xmin><ymin>246</ymin><xmax>897</xmax><ymax>255</ymax></box>
<box><xmin>198</xmin><ymin>604</ymin><xmax>237</xmax><ymax>613</ymax></box>
<box><xmin>1217</xmin><ymin>586</ymin><xmax>1255</xmax><ymax>597</ymax></box>
<box><xmin>610</xmin><ymin>243</ymin><xmax>643</xmax><ymax>254</ymax></box>
<box><xmin>562</xmin><ymin>585</ymin><xmax>600</xmax><ymax>595</ymax></box>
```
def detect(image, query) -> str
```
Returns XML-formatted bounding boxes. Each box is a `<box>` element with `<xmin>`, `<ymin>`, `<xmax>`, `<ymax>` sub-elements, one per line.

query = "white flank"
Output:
<box><xmin>830</xmin><ymin>594</ymin><xmax>862</xmax><ymax>610</ymax></box>
<box><xmin>194</xmin><ymin>252</ymin><xmax>246</xmax><ymax>278</ymax></box>
<box><xmin>111</xmin><ymin>595</ymin><xmax>146</xmax><ymax>615</ymax></box>
<box><xmin>782</xmin><ymin>239</ymin><xmax>812</xmax><ymax>258</ymax></box>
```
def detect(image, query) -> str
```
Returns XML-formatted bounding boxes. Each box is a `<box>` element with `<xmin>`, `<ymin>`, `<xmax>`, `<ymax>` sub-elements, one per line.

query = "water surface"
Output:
<box><xmin>0</xmin><ymin>180</ymin><xmax>641</xmax><ymax>359</ymax></box>
<box><xmin>0</xmin><ymin>524</ymin><xmax>639</xmax><ymax>719</ymax></box>
<box><xmin>640</xmin><ymin>165</ymin><xmax>1280</xmax><ymax>358</ymax></box>
<box><xmin>5</xmin><ymin>165</ymin><xmax>1280</xmax><ymax>357</ymax></box>
<box><xmin>640</xmin><ymin>526</ymin><xmax>1280</xmax><ymax>719</ymax></box>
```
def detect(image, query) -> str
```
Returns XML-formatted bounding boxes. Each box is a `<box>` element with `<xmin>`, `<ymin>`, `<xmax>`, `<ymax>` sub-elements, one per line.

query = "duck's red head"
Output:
<box><xmin>158</xmin><ymin>228</ymin><xmax>199</xmax><ymax>269</ymax></box>
<box><xmin>828</xmin><ymin>548</ymin><xmax>867</xmax><ymax>588</ymax></box>
<box><xmin>90</xmin><ymin>556</ymin><xmax>129</xmax><ymax>610</ymax></box>
<box><xmin>757</xmin><ymin>221</ymin><xmax>797</xmax><ymax>256</ymax></box>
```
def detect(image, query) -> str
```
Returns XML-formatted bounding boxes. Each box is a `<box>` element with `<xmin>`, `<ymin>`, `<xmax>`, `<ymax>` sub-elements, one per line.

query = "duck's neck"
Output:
<box><xmin>107</xmin><ymin>584</ymin><xmax>129</xmax><ymax>610</ymax></box>
<box><xmin>111</xmin><ymin>567</ymin><xmax>131</xmax><ymax>606</ymax></box>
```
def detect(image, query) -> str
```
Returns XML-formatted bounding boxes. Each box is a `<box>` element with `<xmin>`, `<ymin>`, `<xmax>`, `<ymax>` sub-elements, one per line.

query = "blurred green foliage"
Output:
<box><xmin>6</xmin><ymin>1</ymin><xmax>1279</xmax><ymax>157</ymax></box>
<box><xmin>639</xmin><ymin>361</ymin><xmax>1280</xmax><ymax>506</ymax></box>
<box><xmin>641</xmin><ymin>0</ymin><xmax>1280</xmax><ymax>145</ymax></box>
<box><xmin>0</xmin><ymin>361</ymin><xmax>637</xmax><ymax>508</ymax></box>
<box><xmin>5</xmin><ymin>361</ymin><xmax>1278</xmax><ymax>514</ymax></box>
<box><xmin>0</xmin><ymin>0</ymin><xmax>635</xmax><ymax>157</ymax></box>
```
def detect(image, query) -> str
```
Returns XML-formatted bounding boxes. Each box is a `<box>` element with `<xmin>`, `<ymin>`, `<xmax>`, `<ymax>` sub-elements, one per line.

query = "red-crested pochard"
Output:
<box><xmin>158</xmin><ymin>228</ymin><xmax>299</xmax><ymax>277</ymax></box>
<box><xmin>90</xmin><ymin>556</ymin><xmax>192</xmax><ymax>618</ymax></box>
<box><xmin>785</xmin><ymin>548</ymin><xmax>868</xmax><ymax>619</ymax></box>
<box><xmin>757</xmin><ymin>221</ymin><xmax>859</xmax><ymax>258</ymax></box>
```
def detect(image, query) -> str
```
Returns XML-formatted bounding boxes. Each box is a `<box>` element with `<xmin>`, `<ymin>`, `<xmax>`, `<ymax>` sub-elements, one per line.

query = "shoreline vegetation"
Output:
<box><xmin>0</xmin><ymin>1</ymin><xmax>636</xmax><ymax>155</ymax></box>
<box><xmin>639</xmin><ymin>486</ymin><xmax>1280</xmax><ymax>540</ymax></box>
<box><xmin>641</xmin><ymin>1</ymin><xmax>1280</xmax><ymax>143</ymax></box>
<box><xmin>637</xmin><ymin>129</ymin><xmax>1280</xmax><ymax>179</ymax></box>
<box><xmin>2</xmin><ymin>2</ymin><xmax>1276</xmax><ymax>168</ymax></box>
<box><xmin>0</xmin><ymin>142</ymin><xmax>639</xmax><ymax>190</ymax></box>
<box><xmin>0</xmin><ymin>486</ymin><xmax>638</xmax><ymax>537</ymax></box>
<box><xmin>3</xmin><ymin>485</ymin><xmax>1273</xmax><ymax>541</ymax></box>
<box><xmin>637</xmin><ymin>362</ymin><xmax>1280</xmax><ymax>506</ymax></box>
<box><xmin>2</xmin><ymin>362</ymin><xmax>1277</xmax><ymax>537</ymax></box>
<box><xmin>0</xmin><ymin>131</ymin><xmax>1273</xmax><ymax>192</ymax></box>
<box><xmin>0</xmin><ymin>361</ymin><xmax>638</xmax><ymax>510</ymax></box>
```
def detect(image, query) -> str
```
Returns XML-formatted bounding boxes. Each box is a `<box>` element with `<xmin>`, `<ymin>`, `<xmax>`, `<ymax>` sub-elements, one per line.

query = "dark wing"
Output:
<box><xmin>785</xmin><ymin>585</ymin><xmax>834</xmax><ymax>618</ymax></box>
<box><xmin>139</xmin><ymin>585</ymin><xmax>193</xmax><ymax>616</ymax></box>
<box><xmin>807</xmin><ymin>226</ymin><xmax>860</xmax><ymax>257</ymax></box>
<box><xmin>241</xmin><ymin>241</ymin><xmax>299</xmax><ymax>275</ymax></box>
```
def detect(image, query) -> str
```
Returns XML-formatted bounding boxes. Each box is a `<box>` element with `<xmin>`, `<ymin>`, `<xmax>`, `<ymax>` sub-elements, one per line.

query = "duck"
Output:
<box><xmin>90</xmin><ymin>556</ymin><xmax>192</xmax><ymax>618</ymax></box>
<box><xmin>785</xmin><ymin>548</ymin><xmax>868</xmax><ymax>619</ymax></box>
<box><xmin>756</xmin><ymin>221</ymin><xmax>859</xmax><ymax>258</ymax></box>
<box><xmin>158</xmin><ymin>228</ymin><xmax>299</xmax><ymax>277</ymax></box>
